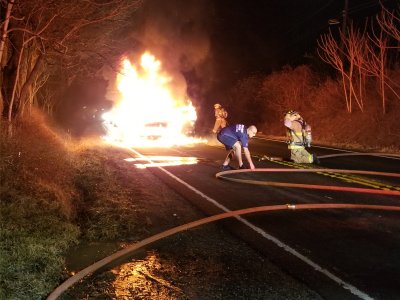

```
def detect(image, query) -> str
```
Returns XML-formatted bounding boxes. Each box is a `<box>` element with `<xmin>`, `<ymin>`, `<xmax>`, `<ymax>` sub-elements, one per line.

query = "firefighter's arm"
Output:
<box><xmin>284</xmin><ymin>119</ymin><xmax>292</xmax><ymax>128</ymax></box>
<box><xmin>292</xmin><ymin>121</ymin><xmax>302</xmax><ymax>131</ymax></box>
<box><xmin>243</xmin><ymin>147</ymin><xmax>255</xmax><ymax>170</ymax></box>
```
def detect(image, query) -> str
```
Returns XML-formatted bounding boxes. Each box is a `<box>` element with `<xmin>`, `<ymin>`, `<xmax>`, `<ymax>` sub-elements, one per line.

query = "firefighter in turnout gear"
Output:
<box><xmin>212</xmin><ymin>103</ymin><xmax>228</xmax><ymax>133</ymax></box>
<box><xmin>284</xmin><ymin>110</ymin><xmax>319</xmax><ymax>164</ymax></box>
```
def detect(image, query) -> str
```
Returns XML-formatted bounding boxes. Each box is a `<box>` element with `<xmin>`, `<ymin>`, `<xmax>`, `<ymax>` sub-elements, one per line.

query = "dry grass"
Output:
<box><xmin>0</xmin><ymin>108</ymin><xmax>157</xmax><ymax>298</ymax></box>
<box><xmin>1</xmin><ymin>108</ymin><xmax>195</xmax><ymax>299</ymax></box>
<box><xmin>0</xmin><ymin>111</ymin><xmax>80</xmax><ymax>299</ymax></box>
<box><xmin>0</xmin><ymin>110</ymin><xmax>150</xmax><ymax>298</ymax></box>
<box><xmin>72</xmin><ymin>146</ymin><xmax>145</xmax><ymax>241</ymax></box>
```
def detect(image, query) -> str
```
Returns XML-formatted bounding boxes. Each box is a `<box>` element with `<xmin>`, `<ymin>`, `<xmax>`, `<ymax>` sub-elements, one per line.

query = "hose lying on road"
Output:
<box><xmin>318</xmin><ymin>152</ymin><xmax>400</xmax><ymax>159</ymax></box>
<box><xmin>215</xmin><ymin>168</ymin><xmax>400</xmax><ymax>196</ymax></box>
<box><xmin>47</xmin><ymin>203</ymin><xmax>400</xmax><ymax>300</ymax></box>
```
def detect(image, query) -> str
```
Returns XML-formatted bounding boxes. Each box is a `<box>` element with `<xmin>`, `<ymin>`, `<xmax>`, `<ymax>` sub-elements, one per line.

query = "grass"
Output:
<box><xmin>0</xmin><ymin>110</ymin><xmax>149</xmax><ymax>299</ymax></box>
<box><xmin>0</xmin><ymin>112</ymin><xmax>80</xmax><ymax>299</ymax></box>
<box><xmin>72</xmin><ymin>146</ymin><xmax>144</xmax><ymax>241</ymax></box>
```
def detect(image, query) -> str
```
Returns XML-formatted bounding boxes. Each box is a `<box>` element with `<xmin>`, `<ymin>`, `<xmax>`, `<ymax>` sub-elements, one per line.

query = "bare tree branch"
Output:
<box><xmin>317</xmin><ymin>29</ymin><xmax>352</xmax><ymax>112</ymax></box>
<box><xmin>1</xmin><ymin>0</ymin><xmax>143</xmax><ymax>121</ymax></box>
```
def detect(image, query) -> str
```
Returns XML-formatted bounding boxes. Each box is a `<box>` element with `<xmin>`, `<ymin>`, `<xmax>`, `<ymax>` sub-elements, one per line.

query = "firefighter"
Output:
<box><xmin>212</xmin><ymin>103</ymin><xmax>228</xmax><ymax>133</ymax></box>
<box><xmin>284</xmin><ymin>110</ymin><xmax>319</xmax><ymax>164</ymax></box>
<box><xmin>217</xmin><ymin>124</ymin><xmax>257</xmax><ymax>170</ymax></box>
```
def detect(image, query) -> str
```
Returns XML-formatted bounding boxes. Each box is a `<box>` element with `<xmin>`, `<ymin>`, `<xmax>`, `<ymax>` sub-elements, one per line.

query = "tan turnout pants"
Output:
<box><xmin>290</xmin><ymin>147</ymin><xmax>313</xmax><ymax>163</ymax></box>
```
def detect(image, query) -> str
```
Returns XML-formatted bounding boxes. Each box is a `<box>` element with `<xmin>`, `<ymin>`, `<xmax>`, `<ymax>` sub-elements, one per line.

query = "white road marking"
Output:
<box><xmin>129</xmin><ymin>147</ymin><xmax>374</xmax><ymax>300</ymax></box>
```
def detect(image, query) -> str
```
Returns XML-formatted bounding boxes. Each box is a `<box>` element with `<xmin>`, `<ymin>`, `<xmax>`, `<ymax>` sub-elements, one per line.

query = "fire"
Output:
<box><xmin>102</xmin><ymin>52</ymin><xmax>202</xmax><ymax>147</ymax></box>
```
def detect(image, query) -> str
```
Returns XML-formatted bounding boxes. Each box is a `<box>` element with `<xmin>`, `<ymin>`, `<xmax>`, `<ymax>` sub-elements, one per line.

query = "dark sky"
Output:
<box><xmin>209</xmin><ymin>0</ymin><xmax>397</xmax><ymax>74</ymax></box>
<box><xmin>130</xmin><ymin>0</ymin><xmax>398</xmax><ymax>103</ymax></box>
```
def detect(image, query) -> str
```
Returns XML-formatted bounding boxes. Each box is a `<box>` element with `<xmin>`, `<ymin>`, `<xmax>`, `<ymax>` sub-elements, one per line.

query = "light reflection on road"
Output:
<box><xmin>111</xmin><ymin>251</ymin><xmax>183</xmax><ymax>298</ymax></box>
<box><xmin>124</xmin><ymin>156</ymin><xmax>198</xmax><ymax>169</ymax></box>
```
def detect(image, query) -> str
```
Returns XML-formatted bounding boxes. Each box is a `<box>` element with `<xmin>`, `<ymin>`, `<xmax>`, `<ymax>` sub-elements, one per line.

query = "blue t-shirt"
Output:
<box><xmin>218</xmin><ymin>124</ymin><xmax>249</xmax><ymax>148</ymax></box>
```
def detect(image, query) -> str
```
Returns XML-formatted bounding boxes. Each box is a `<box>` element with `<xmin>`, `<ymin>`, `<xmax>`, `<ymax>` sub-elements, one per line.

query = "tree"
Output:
<box><xmin>317</xmin><ymin>29</ymin><xmax>353</xmax><ymax>112</ymax></box>
<box><xmin>0</xmin><ymin>0</ymin><xmax>143</xmax><ymax>128</ymax></box>
<box><xmin>377</xmin><ymin>4</ymin><xmax>400</xmax><ymax>45</ymax></box>
<box><xmin>362</xmin><ymin>8</ymin><xmax>400</xmax><ymax>114</ymax></box>
<box><xmin>258</xmin><ymin>65</ymin><xmax>317</xmax><ymax>117</ymax></box>
<box><xmin>342</xmin><ymin>23</ymin><xmax>369</xmax><ymax>112</ymax></box>
<box><xmin>317</xmin><ymin>4</ymin><xmax>400</xmax><ymax>114</ymax></box>
<box><xmin>0</xmin><ymin>0</ymin><xmax>15</xmax><ymax>115</ymax></box>
<box><xmin>0</xmin><ymin>0</ymin><xmax>14</xmax><ymax>66</ymax></box>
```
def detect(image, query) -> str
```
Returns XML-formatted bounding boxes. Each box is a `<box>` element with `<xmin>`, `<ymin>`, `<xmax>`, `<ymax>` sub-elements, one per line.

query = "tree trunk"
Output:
<box><xmin>0</xmin><ymin>1</ymin><xmax>14</xmax><ymax>118</ymax></box>
<box><xmin>18</xmin><ymin>54</ymin><xmax>43</xmax><ymax>115</ymax></box>
<box><xmin>0</xmin><ymin>1</ymin><xmax>13</xmax><ymax>66</ymax></box>
<box><xmin>2</xmin><ymin>31</ymin><xmax>22</xmax><ymax>119</ymax></box>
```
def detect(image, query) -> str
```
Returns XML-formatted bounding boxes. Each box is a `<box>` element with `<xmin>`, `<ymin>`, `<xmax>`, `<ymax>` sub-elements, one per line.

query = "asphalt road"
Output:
<box><xmin>128</xmin><ymin>136</ymin><xmax>400</xmax><ymax>300</ymax></box>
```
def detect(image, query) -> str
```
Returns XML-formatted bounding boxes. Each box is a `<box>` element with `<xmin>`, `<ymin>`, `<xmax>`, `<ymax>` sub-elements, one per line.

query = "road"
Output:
<box><xmin>126</xmin><ymin>136</ymin><xmax>400</xmax><ymax>300</ymax></box>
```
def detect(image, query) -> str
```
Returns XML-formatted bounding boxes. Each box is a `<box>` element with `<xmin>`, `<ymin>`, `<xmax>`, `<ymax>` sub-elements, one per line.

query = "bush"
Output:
<box><xmin>256</xmin><ymin>65</ymin><xmax>320</xmax><ymax>134</ymax></box>
<box><xmin>231</xmin><ymin>64</ymin><xmax>400</xmax><ymax>151</ymax></box>
<box><xmin>260</xmin><ymin>65</ymin><xmax>319</xmax><ymax>114</ymax></box>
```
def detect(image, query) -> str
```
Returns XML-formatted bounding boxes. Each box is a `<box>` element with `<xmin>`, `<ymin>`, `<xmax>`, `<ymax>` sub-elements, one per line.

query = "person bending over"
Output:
<box><xmin>217</xmin><ymin>124</ymin><xmax>257</xmax><ymax>171</ymax></box>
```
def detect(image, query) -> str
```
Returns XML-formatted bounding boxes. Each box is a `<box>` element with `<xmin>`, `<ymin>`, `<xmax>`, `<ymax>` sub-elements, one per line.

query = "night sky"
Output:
<box><xmin>211</xmin><ymin>0</ymin><xmax>397</xmax><ymax>80</ymax></box>
<box><xmin>130</xmin><ymin>0</ymin><xmax>397</xmax><ymax>104</ymax></box>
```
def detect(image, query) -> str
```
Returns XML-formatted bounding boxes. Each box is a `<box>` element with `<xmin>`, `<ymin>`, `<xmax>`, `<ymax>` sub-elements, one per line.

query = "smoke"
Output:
<box><xmin>139</xmin><ymin>0</ymin><xmax>212</xmax><ymax>71</ymax></box>
<box><xmin>131</xmin><ymin>0</ymin><xmax>214</xmax><ymax>102</ymax></box>
<box><xmin>101</xmin><ymin>0</ymin><xmax>216</xmax><ymax>133</ymax></box>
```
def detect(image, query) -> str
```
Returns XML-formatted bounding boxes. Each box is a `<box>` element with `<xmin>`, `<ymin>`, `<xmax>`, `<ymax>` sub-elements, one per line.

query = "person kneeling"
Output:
<box><xmin>284</xmin><ymin>110</ymin><xmax>319</xmax><ymax>164</ymax></box>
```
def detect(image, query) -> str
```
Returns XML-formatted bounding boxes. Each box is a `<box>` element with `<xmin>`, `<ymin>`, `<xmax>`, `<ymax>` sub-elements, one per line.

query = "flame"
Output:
<box><xmin>102</xmin><ymin>52</ymin><xmax>203</xmax><ymax>147</ymax></box>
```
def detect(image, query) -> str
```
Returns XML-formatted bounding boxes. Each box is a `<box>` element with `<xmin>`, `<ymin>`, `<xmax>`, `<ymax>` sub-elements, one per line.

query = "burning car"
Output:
<box><xmin>141</xmin><ymin>121</ymin><xmax>168</xmax><ymax>140</ymax></box>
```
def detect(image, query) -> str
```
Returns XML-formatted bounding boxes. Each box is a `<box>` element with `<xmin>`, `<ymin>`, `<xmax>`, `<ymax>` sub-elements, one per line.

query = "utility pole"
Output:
<box><xmin>340</xmin><ymin>0</ymin><xmax>349</xmax><ymax>56</ymax></box>
<box><xmin>342</xmin><ymin>0</ymin><xmax>349</xmax><ymax>36</ymax></box>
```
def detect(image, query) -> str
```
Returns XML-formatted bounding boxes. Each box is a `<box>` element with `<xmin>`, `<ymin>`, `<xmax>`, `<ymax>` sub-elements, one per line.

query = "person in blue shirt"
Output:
<box><xmin>217</xmin><ymin>124</ymin><xmax>257</xmax><ymax>170</ymax></box>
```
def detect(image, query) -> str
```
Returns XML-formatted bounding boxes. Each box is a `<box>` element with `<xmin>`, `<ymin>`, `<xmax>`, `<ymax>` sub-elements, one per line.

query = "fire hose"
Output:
<box><xmin>47</xmin><ymin>167</ymin><xmax>400</xmax><ymax>299</ymax></box>
<box><xmin>47</xmin><ymin>203</ymin><xmax>400</xmax><ymax>300</ymax></box>
<box><xmin>215</xmin><ymin>168</ymin><xmax>400</xmax><ymax>196</ymax></box>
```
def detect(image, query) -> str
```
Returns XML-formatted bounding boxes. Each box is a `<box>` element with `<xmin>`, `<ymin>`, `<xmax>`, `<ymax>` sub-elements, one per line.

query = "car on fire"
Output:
<box><xmin>141</xmin><ymin>121</ymin><xmax>168</xmax><ymax>140</ymax></box>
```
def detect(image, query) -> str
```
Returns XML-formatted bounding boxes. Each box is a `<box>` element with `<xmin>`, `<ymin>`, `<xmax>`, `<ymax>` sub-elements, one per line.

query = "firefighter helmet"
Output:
<box><xmin>284</xmin><ymin>110</ymin><xmax>298</xmax><ymax>116</ymax></box>
<box><xmin>284</xmin><ymin>110</ymin><xmax>301</xmax><ymax>121</ymax></box>
<box><xmin>214</xmin><ymin>103</ymin><xmax>221</xmax><ymax>109</ymax></box>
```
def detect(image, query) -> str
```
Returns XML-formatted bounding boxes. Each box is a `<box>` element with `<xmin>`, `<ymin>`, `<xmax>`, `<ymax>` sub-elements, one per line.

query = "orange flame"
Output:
<box><xmin>102</xmin><ymin>52</ymin><xmax>204</xmax><ymax>147</ymax></box>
